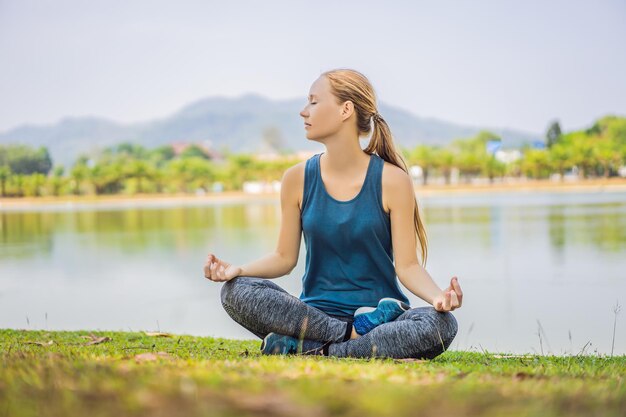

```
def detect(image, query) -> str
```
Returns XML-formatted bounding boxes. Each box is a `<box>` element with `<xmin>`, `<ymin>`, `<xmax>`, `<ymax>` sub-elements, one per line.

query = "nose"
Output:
<box><xmin>300</xmin><ymin>106</ymin><xmax>308</xmax><ymax>118</ymax></box>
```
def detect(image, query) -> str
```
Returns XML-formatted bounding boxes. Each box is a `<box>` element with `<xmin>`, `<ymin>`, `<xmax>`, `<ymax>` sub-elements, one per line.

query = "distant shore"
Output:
<box><xmin>1</xmin><ymin>177</ymin><xmax>625</xmax><ymax>210</ymax></box>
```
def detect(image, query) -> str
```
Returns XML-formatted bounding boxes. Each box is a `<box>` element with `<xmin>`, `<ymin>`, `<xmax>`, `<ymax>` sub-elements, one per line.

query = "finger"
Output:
<box><xmin>218</xmin><ymin>265</ymin><xmax>225</xmax><ymax>281</ymax></box>
<box><xmin>444</xmin><ymin>291</ymin><xmax>451</xmax><ymax>311</ymax></box>
<box><xmin>215</xmin><ymin>263</ymin><xmax>224</xmax><ymax>281</ymax></box>
<box><xmin>205</xmin><ymin>264</ymin><xmax>213</xmax><ymax>280</ymax></box>
<box><xmin>452</xmin><ymin>277</ymin><xmax>463</xmax><ymax>305</ymax></box>
<box><xmin>449</xmin><ymin>291</ymin><xmax>459</xmax><ymax>309</ymax></box>
<box><xmin>210</xmin><ymin>262</ymin><xmax>218</xmax><ymax>280</ymax></box>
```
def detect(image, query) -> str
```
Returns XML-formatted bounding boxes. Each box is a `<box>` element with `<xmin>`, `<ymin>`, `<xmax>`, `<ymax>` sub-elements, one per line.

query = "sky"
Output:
<box><xmin>1</xmin><ymin>0</ymin><xmax>625</xmax><ymax>135</ymax></box>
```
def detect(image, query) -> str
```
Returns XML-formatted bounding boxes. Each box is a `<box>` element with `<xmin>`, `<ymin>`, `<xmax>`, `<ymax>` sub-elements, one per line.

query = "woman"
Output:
<box><xmin>204</xmin><ymin>68</ymin><xmax>463</xmax><ymax>359</ymax></box>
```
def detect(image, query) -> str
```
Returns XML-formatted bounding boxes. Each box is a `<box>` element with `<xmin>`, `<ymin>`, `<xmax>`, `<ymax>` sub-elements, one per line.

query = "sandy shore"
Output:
<box><xmin>1</xmin><ymin>178</ymin><xmax>625</xmax><ymax>209</ymax></box>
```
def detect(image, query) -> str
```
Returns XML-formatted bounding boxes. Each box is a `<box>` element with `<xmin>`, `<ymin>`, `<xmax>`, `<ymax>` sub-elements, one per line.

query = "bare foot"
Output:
<box><xmin>350</xmin><ymin>325</ymin><xmax>360</xmax><ymax>339</ymax></box>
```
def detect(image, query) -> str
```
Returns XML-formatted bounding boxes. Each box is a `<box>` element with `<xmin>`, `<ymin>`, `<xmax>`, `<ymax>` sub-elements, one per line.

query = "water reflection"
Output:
<box><xmin>1</xmin><ymin>191</ymin><xmax>625</xmax><ymax>355</ymax></box>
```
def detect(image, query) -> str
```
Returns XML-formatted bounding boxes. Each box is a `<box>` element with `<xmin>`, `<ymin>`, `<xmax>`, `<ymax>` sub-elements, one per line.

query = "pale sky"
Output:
<box><xmin>1</xmin><ymin>0</ymin><xmax>625</xmax><ymax>134</ymax></box>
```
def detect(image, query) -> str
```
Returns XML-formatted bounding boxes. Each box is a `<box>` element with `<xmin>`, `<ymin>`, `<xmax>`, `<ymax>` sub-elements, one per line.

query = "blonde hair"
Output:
<box><xmin>321</xmin><ymin>68</ymin><xmax>428</xmax><ymax>267</ymax></box>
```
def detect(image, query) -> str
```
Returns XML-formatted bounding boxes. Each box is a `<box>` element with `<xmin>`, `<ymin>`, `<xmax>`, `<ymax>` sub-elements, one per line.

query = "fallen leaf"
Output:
<box><xmin>80</xmin><ymin>334</ymin><xmax>112</xmax><ymax>346</ymax></box>
<box><xmin>86</xmin><ymin>337</ymin><xmax>111</xmax><ymax>346</ymax></box>
<box><xmin>23</xmin><ymin>340</ymin><xmax>54</xmax><ymax>346</ymax></box>
<box><xmin>144</xmin><ymin>331</ymin><xmax>173</xmax><ymax>337</ymax></box>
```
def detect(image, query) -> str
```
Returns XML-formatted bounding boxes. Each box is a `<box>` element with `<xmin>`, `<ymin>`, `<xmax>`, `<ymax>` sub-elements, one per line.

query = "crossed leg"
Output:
<box><xmin>220</xmin><ymin>276</ymin><xmax>458</xmax><ymax>359</ymax></box>
<box><xmin>220</xmin><ymin>276</ymin><xmax>351</xmax><ymax>343</ymax></box>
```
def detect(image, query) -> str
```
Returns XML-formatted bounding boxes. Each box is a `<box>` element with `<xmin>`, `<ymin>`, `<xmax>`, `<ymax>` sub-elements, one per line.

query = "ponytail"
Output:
<box><xmin>364</xmin><ymin>115</ymin><xmax>428</xmax><ymax>267</ymax></box>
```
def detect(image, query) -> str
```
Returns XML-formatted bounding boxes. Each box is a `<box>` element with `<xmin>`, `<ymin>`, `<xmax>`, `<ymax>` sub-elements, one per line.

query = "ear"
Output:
<box><xmin>340</xmin><ymin>100</ymin><xmax>354</xmax><ymax>121</ymax></box>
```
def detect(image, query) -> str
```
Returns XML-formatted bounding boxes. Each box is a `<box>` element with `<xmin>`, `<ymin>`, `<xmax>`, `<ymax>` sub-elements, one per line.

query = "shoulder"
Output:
<box><xmin>281</xmin><ymin>160</ymin><xmax>307</xmax><ymax>210</ymax></box>
<box><xmin>281</xmin><ymin>160</ymin><xmax>306</xmax><ymax>188</ymax></box>
<box><xmin>381</xmin><ymin>160</ymin><xmax>414</xmax><ymax>213</ymax></box>
<box><xmin>381</xmin><ymin>160</ymin><xmax>412</xmax><ymax>190</ymax></box>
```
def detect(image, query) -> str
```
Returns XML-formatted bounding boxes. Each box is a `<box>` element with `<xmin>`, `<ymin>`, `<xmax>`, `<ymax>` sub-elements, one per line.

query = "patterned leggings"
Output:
<box><xmin>220</xmin><ymin>276</ymin><xmax>458</xmax><ymax>359</ymax></box>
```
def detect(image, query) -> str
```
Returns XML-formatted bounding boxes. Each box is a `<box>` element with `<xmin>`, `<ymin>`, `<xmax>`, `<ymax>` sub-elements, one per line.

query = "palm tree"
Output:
<box><xmin>126</xmin><ymin>160</ymin><xmax>155</xmax><ymax>194</ymax></box>
<box><xmin>548</xmin><ymin>144</ymin><xmax>572</xmax><ymax>181</ymax></box>
<box><xmin>0</xmin><ymin>165</ymin><xmax>11</xmax><ymax>197</ymax></box>
<box><xmin>409</xmin><ymin>145</ymin><xmax>436</xmax><ymax>185</ymax></box>
<box><xmin>70</xmin><ymin>163</ymin><xmax>90</xmax><ymax>195</ymax></box>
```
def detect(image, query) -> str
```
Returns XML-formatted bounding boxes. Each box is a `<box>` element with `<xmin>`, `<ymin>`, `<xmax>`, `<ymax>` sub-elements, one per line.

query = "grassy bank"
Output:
<box><xmin>1</xmin><ymin>329</ymin><xmax>624</xmax><ymax>417</ymax></box>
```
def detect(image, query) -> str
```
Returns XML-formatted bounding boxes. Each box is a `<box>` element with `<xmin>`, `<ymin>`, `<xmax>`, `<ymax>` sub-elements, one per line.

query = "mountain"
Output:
<box><xmin>0</xmin><ymin>93</ymin><xmax>541</xmax><ymax>167</ymax></box>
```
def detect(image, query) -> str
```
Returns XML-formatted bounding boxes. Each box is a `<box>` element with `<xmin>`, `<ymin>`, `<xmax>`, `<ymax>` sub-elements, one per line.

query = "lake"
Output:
<box><xmin>1</xmin><ymin>190</ymin><xmax>625</xmax><ymax>355</ymax></box>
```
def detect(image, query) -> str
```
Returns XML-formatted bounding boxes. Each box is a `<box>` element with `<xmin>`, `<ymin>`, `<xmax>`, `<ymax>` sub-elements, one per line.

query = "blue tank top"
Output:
<box><xmin>298</xmin><ymin>151</ymin><xmax>410</xmax><ymax>317</ymax></box>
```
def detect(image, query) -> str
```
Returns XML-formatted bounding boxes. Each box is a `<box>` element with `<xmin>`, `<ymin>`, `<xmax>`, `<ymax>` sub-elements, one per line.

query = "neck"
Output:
<box><xmin>320</xmin><ymin>133</ymin><xmax>370</xmax><ymax>175</ymax></box>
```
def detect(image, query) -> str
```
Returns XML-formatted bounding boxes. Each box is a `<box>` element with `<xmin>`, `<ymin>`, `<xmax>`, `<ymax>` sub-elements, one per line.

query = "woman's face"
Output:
<box><xmin>299</xmin><ymin>76</ymin><xmax>346</xmax><ymax>141</ymax></box>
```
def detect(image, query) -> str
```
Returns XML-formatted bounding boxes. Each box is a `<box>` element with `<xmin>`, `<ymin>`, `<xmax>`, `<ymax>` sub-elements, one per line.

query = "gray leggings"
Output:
<box><xmin>220</xmin><ymin>276</ymin><xmax>459</xmax><ymax>359</ymax></box>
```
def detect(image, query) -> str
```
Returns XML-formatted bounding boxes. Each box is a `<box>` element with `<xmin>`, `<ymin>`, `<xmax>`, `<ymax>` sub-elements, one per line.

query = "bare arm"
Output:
<box><xmin>385</xmin><ymin>165</ymin><xmax>462</xmax><ymax>310</ymax></box>
<box><xmin>237</xmin><ymin>163</ymin><xmax>304</xmax><ymax>279</ymax></box>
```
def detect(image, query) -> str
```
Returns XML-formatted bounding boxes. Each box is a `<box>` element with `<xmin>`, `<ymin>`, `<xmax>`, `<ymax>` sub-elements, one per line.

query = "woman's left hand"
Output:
<box><xmin>432</xmin><ymin>276</ymin><xmax>463</xmax><ymax>312</ymax></box>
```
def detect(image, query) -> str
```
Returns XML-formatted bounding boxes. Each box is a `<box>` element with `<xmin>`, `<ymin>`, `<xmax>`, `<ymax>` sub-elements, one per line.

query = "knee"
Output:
<box><xmin>415</xmin><ymin>309</ymin><xmax>458</xmax><ymax>360</ymax></box>
<box><xmin>220</xmin><ymin>276</ymin><xmax>245</xmax><ymax>306</ymax></box>
<box><xmin>219</xmin><ymin>275</ymin><xmax>259</xmax><ymax>307</ymax></box>
<box><xmin>423</xmin><ymin>308</ymin><xmax>458</xmax><ymax>350</ymax></box>
<box><xmin>437</xmin><ymin>310</ymin><xmax>458</xmax><ymax>337</ymax></box>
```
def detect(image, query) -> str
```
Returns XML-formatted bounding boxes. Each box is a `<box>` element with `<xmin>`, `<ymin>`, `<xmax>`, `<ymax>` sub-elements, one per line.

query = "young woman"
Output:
<box><xmin>204</xmin><ymin>68</ymin><xmax>463</xmax><ymax>359</ymax></box>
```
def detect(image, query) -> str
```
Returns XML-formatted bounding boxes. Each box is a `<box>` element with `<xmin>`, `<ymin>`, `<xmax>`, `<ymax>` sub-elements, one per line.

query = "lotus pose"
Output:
<box><xmin>204</xmin><ymin>68</ymin><xmax>462</xmax><ymax>359</ymax></box>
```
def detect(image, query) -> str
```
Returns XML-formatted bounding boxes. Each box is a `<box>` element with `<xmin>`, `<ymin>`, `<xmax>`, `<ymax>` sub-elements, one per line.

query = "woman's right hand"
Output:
<box><xmin>204</xmin><ymin>254</ymin><xmax>242</xmax><ymax>282</ymax></box>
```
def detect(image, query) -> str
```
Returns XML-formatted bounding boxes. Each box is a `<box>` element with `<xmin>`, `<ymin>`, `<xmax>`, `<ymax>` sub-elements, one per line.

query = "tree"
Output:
<box><xmin>449</xmin><ymin>131</ymin><xmax>501</xmax><ymax>181</ymax></box>
<box><xmin>548</xmin><ymin>143</ymin><xmax>572</xmax><ymax>180</ymax></box>
<box><xmin>167</xmin><ymin>157</ymin><xmax>215</xmax><ymax>192</ymax></box>
<box><xmin>50</xmin><ymin>166</ymin><xmax>66</xmax><ymax>196</ymax></box>
<box><xmin>113</xmin><ymin>142</ymin><xmax>148</xmax><ymax>159</ymax></box>
<box><xmin>0</xmin><ymin>144</ymin><xmax>52</xmax><ymax>175</ymax></box>
<box><xmin>433</xmin><ymin>148</ymin><xmax>456</xmax><ymax>185</ymax></box>
<box><xmin>546</xmin><ymin>120</ymin><xmax>562</xmax><ymax>149</ymax></box>
<box><xmin>521</xmin><ymin>149</ymin><xmax>551</xmax><ymax>178</ymax></box>
<box><xmin>482</xmin><ymin>155</ymin><xmax>506</xmax><ymax>183</ymax></box>
<box><xmin>70</xmin><ymin>159</ymin><xmax>90</xmax><ymax>195</ymax></box>
<box><xmin>150</xmin><ymin>145</ymin><xmax>176</xmax><ymax>167</ymax></box>
<box><xmin>126</xmin><ymin>160</ymin><xmax>155</xmax><ymax>194</ymax></box>
<box><xmin>90</xmin><ymin>162</ymin><xmax>125</xmax><ymax>195</ymax></box>
<box><xmin>408</xmin><ymin>145</ymin><xmax>436</xmax><ymax>185</ymax></box>
<box><xmin>180</xmin><ymin>144</ymin><xmax>210</xmax><ymax>160</ymax></box>
<box><xmin>0</xmin><ymin>165</ymin><xmax>11</xmax><ymax>197</ymax></box>
<box><xmin>24</xmin><ymin>173</ymin><xmax>46</xmax><ymax>197</ymax></box>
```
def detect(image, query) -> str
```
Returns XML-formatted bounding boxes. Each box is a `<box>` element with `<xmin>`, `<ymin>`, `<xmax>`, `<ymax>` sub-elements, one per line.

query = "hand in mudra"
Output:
<box><xmin>432</xmin><ymin>276</ymin><xmax>463</xmax><ymax>312</ymax></box>
<box><xmin>204</xmin><ymin>254</ymin><xmax>241</xmax><ymax>282</ymax></box>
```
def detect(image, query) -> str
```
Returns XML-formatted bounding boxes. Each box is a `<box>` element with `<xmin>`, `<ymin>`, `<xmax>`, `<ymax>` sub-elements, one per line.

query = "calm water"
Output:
<box><xmin>1</xmin><ymin>190</ymin><xmax>625</xmax><ymax>355</ymax></box>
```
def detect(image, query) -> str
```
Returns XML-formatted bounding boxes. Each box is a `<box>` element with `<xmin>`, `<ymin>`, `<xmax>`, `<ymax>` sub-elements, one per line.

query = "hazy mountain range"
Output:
<box><xmin>0</xmin><ymin>93</ymin><xmax>541</xmax><ymax>167</ymax></box>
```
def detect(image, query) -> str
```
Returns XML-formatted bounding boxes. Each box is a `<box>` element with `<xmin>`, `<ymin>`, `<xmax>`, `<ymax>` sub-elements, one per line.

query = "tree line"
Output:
<box><xmin>0</xmin><ymin>115</ymin><xmax>624</xmax><ymax>198</ymax></box>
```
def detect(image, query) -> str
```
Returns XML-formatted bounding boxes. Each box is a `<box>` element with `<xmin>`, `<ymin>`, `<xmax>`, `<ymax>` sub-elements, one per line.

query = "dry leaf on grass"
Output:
<box><xmin>143</xmin><ymin>331</ymin><xmax>173</xmax><ymax>337</ymax></box>
<box><xmin>23</xmin><ymin>340</ymin><xmax>54</xmax><ymax>346</ymax></box>
<box><xmin>133</xmin><ymin>352</ymin><xmax>173</xmax><ymax>363</ymax></box>
<box><xmin>80</xmin><ymin>334</ymin><xmax>112</xmax><ymax>345</ymax></box>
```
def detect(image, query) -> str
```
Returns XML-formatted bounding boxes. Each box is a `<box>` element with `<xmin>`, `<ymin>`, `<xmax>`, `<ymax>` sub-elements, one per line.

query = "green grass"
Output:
<box><xmin>1</xmin><ymin>329</ymin><xmax>624</xmax><ymax>417</ymax></box>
